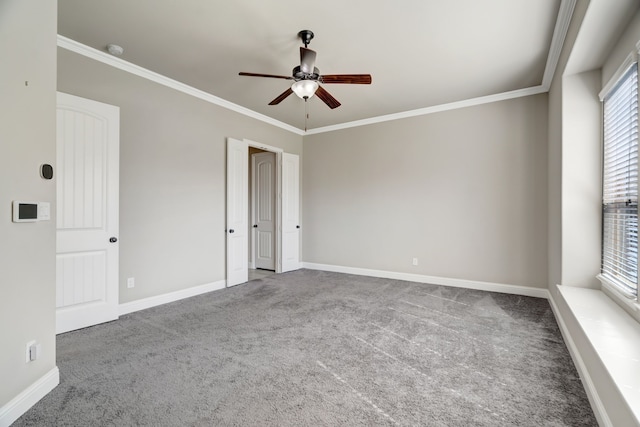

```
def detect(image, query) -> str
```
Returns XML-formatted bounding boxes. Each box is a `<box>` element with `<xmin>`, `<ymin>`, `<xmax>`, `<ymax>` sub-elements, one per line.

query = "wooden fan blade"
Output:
<box><xmin>239</xmin><ymin>72</ymin><xmax>293</xmax><ymax>80</ymax></box>
<box><xmin>315</xmin><ymin>86</ymin><xmax>341</xmax><ymax>109</ymax></box>
<box><xmin>268</xmin><ymin>87</ymin><xmax>294</xmax><ymax>105</ymax></box>
<box><xmin>320</xmin><ymin>74</ymin><xmax>372</xmax><ymax>84</ymax></box>
<box><xmin>300</xmin><ymin>47</ymin><xmax>317</xmax><ymax>74</ymax></box>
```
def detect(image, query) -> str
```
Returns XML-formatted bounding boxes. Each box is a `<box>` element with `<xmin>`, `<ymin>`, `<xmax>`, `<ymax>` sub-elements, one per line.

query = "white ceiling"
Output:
<box><xmin>58</xmin><ymin>0</ymin><xmax>564</xmax><ymax>132</ymax></box>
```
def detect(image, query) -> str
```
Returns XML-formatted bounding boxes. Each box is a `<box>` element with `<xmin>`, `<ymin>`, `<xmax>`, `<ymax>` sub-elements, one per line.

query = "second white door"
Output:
<box><xmin>226</xmin><ymin>138</ymin><xmax>248</xmax><ymax>287</ymax></box>
<box><xmin>252</xmin><ymin>152</ymin><xmax>276</xmax><ymax>270</ymax></box>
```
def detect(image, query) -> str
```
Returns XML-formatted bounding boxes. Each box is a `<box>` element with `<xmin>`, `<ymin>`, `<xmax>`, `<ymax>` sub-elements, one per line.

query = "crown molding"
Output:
<box><xmin>58</xmin><ymin>0</ymin><xmax>574</xmax><ymax>137</ymax></box>
<box><xmin>304</xmin><ymin>85</ymin><xmax>548</xmax><ymax>135</ymax></box>
<box><xmin>541</xmin><ymin>0</ymin><xmax>577</xmax><ymax>89</ymax></box>
<box><xmin>306</xmin><ymin>0</ymin><xmax>575</xmax><ymax>135</ymax></box>
<box><xmin>56</xmin><ymin>35</ymin><xmax>304</xmax><ymax>136</ymax></box>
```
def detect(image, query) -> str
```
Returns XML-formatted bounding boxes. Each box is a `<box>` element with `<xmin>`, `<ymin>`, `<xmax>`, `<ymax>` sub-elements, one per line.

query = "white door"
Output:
<box><xmin>226</xmin><ymin>138</ymin><xmax>248</xmax><ymax>286</ymax></box>
<box><xmin>56</xmin><ymin>92</ymin><xmax>119</xmax><ymax>334</ymax></box>
<box><xmin>252</xmin><ymin>152</ymin><xmax>276</xmax><ymax>270</ymax></box>
<box><xmin>281</xmin><ymin>153</ymin><xmax>300</xmax><ymax>272</ymax></box>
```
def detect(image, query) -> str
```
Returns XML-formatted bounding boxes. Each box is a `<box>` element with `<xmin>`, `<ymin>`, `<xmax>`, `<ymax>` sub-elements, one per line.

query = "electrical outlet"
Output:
<box><xmin>127</xmin><ymin>277</ymin><xmax>135</xmax><ymax>288</ymax></box>
<box><xmin>412</xmin><ymin>257</ymin><xmax>419</xmax><ymax>266</ymax></box>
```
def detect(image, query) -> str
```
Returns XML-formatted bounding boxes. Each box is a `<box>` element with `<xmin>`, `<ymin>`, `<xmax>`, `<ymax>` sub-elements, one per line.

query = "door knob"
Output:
<box><xmin>253</xmin><ymin>224</ymin><xmax>258</xmax><ymax>228</ymax></box>
<box><xmin>109</xmin><ymin>237</ymin><xmax>118</xmax><ymax>243</ymax></box>
<box><xmin>296</xmin><ymin>225</ymin><xmax>300</xmax><ymax>229</ymax></box>
<box><xmin>229</xmin><ymin>229</ymin><xmax>235</xmax><ymax>234</ymax></box>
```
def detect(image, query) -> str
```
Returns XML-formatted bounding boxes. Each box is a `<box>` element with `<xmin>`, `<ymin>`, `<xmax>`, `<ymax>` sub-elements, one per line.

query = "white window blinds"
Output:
<box><xmin>602</xmin><ymin>64</ymin><xmax>639</xmax><ymax>297</ymax></box>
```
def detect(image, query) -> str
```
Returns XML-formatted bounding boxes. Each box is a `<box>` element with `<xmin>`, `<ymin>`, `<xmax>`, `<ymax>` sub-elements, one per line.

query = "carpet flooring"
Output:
<box><xmin>15</xmin><ymin>269</ymin><xmax>597</xmax><ymax>426</ymax></box>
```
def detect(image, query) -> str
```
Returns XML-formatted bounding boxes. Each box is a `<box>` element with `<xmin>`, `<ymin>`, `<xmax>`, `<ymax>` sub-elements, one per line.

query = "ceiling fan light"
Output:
<box><xmin>292</xmin><ymin>80</ymin><xmax>319</xmax><ymax>99</ymax></box>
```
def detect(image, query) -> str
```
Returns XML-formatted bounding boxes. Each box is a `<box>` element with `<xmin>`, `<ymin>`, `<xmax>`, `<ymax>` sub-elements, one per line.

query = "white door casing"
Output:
<box><xmin>252</xmin><ymin>152</ymin><xmax>276</xmax><ymax>270</ymax></box>
<box><xmin>56</xmin><ymin>92</ymin><xmax>120</xmax><ymax>334</ymax></box>
<box><xmin>226</xmin><ymin>139</ymin><xmax>300</xmax><ymax>285</ymax></box>
<box><xmin>281</xmin><ymin>152</ymin><xmax>300</xmax><ymax>272</ymax></box>
<box><xmin>226</xmin><ymin>138</ymin><xmax>249</xmax><ymax>286</ymax></box>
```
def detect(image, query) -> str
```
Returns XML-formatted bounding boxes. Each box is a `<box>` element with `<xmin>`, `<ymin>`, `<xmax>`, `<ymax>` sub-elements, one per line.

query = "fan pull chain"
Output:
<box><xmin>304</xmin><ymin>97</ymin><xmax>309</xmax><ymax>132</ymax></box>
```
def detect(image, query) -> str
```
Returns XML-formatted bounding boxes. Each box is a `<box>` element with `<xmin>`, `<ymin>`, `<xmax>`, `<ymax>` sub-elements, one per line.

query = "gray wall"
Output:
<box><xmin>57</xmin><ymin>49</ymin><xmax>302</xmax><ymax>304</ymax></box>
<box><xmin>547</xmin><ymin>2</ymin><xmax>640</xmax><ymax>425</ymax></box>
<box><xmin>547</xmin><ymin>0</ymin><xmax>590</xmax><ymax>289</ymax></box>
<box><xmin>603</xmin><ymin>6</ymin><xmax>640</xmax><ymax>86</ymax></box>
<box><xmin>549</xmin><ymin>1</ymin><xmax>640</xmax><ymax>291</ymax></box>
<box><xmin>547</xmin><ymin>62</ymin><xmax>563</xmax><ymax>288</ymax></box>
<box><xmin>0</xmin><ymin>0</ymin><xmax>58</xmax><ymax>408</ymax></box>
<box><xmin>561</xmin><ymin>69</ymin><xmax>601</xmax><ymax>288</ymax></box>
<box><xmin>303</xmin><ymin>95</ymin><xmax>548</xmax><ymax>289</ymax></box>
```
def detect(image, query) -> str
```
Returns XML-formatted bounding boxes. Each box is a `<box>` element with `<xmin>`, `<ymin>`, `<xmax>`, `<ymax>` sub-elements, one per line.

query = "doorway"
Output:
<box><xmin>226</xmin><ymin>138</ymin><xmax>300</xmax><ymax>287</ymax></box>
<box><xmin>250</xmin><ymin>149</ymin><xmax>276</xmax><ymax>272</ymax></box>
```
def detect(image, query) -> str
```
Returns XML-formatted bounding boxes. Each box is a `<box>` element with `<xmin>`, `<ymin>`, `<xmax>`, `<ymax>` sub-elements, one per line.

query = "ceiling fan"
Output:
<box><xmin>239</xmin><ymin>30</ymin><xmax>372</xmax><ymax>109</ymax></box>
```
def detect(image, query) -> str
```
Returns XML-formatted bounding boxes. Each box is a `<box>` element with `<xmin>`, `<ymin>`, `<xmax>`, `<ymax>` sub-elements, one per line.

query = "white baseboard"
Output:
<box><xmin>547</xmin><ymin>287</ymin><xmax>612</xmax><ymax>427</ymax></box>
<box><xmin>302</xmin><ymin>262</ymin><xmax>550</xmax><ymax>299</ymax></box>
<box><xmin>0</xmin><ymin>367</ymin><xmax>59</xmax><ymax>427</ymax></box>
<box><xmin>119</xmin><ymin>280</ymin><xmax>226</xmax><ymax>316</ymax></box>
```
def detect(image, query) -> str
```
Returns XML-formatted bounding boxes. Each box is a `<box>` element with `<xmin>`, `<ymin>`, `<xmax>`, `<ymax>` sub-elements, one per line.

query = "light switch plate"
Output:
<box><xmin>25</xmin><ymin>340</ymin><xmax>36</xmax><ymax>363</ymax></box>
<box><xmin>38</xmin><ymin>202</ymin><xmax>50</xmax><ymax>220</ymax></box>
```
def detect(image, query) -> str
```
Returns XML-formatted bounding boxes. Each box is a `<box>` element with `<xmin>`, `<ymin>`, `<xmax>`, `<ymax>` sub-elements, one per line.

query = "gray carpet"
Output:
<box><xmin>15</xmin><ymin>269</ymin><xmax>597</xmax><ymax>426</ymax></box>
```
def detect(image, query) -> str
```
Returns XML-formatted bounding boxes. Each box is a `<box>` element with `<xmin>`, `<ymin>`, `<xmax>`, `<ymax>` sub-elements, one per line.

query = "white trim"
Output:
<box><xmin>243</xmin><ymin>138</ymin><xmax>285</xmax><ymax>275</ymax></box>
<box><xmin>547</xmin><ymin>288</ymin><xmax>611</xmax><ymax>427</ymax></box>
<box><xmin>302</xmin><ymin>262</ymin><xmax>549</xmax><ymax>299</ymax></box>
<box><xmin>597</xmin><ymin>274</ymin><xmax>639</xmax><ymax>305</ymax></box>
<box><xmin>244</xmin><ymin>138</ymin><xmax>283</xmax><ymax>153</ymax></box>
<box><xmin>304</xmin><ymin>86</ymin><xmax>547</xmax><ymax>135</ymax></box>
<box><xmin>0</xmin><ymin>367</ymin><xmax>59</xmax><ymax>427</ymax></box>
<box><xmin>599</xmin><ymin>52</ymin><xmax>638</xmax><ymax>101</ymax></box>
<box><xmin>251</xmin><ymin>150</ymin><xmax>278</xmax><ymax>271</ymax></box>
<box><xmin>542</xmin><ymin>0</ymin><xmax>577</xmax><ymax>88</ymax></box>
<box><xmin>119</xmin><ymin>280</ymin><xmax>226</xmax><ymax>316</ymax></box>
<box><xmin>601</xmin><ymin>281</ymin><xmax>640</xmax><ymax>326</ymax></box>
<box><xmin>57</xmin><ymin>35</ymin><xmax>303</xmax><ymax>136</ymax></box>
<box><xmin>57</xmin><ymin>0</ymin><xmax>575</xmax><ymax>136</ymax></box>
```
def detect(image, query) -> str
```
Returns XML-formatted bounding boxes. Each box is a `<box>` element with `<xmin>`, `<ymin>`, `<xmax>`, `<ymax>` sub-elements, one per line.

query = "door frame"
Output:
<box><xmin>227</xmin><ymin>138</ymin><xmax>293</xmax><ymax>286</ymax></box>
<box><xmin>250</xmin><ymin>150</ymin><xmax>276</xmax><ymax>271</ymax></box>
<box><xmin>247</xmin><ymin>140</ymin><xmax>283</xmax><ymax>274</ymax></box>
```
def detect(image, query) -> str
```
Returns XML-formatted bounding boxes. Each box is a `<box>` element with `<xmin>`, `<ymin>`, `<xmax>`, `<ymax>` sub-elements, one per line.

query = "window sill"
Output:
<box><xmin>556</xmin><ymin>285</ymin><xmax>640</xmax><ymax>424</ymax></box>
<box><xmin>597</xmin><ymin>274</ymin><xmax>640</xmax><ymax>323</ymax></box>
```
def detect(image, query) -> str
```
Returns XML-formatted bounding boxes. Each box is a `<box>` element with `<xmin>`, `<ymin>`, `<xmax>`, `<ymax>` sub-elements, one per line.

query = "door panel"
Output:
<box><xmin>56</xmin><ymin>92</ymin><xmax>119</xmax><ymax>334</ymax></box>
<box><xmin>281</xmin><ymin>153</ymin><xmax>300</xmax><ymax>272</ymax></box>
<box><xmin>253</xmin><ymin>152</ymin><xmax>276</xmax><ymax>270</ymax></box>
<box><xmin>57</xmin><ymin>251</ymin><xmax>106</xmax><ymax>307</ymax></box>
<box><xmin>226</xmin><ymin>138</ymin><xmax>248</xmax><ymax>286</ymax></box>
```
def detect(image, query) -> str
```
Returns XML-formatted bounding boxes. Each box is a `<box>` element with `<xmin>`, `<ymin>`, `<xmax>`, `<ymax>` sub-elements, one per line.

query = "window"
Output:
<box><xmin>601</xmin><ymin>64</ymin><xmax>639</xmax><ymax>298</ymax></box>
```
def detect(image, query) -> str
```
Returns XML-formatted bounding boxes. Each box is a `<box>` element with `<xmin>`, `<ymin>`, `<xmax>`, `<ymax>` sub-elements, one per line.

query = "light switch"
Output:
<box><xmin>29</xmin><ymin>343</ymin><xmax>41</xmax><ymax>361</ymax></box>
<box><xmin>38</xmin><ymin>202</ymin><xmax>50</xmax><ymax>221</ymax></box>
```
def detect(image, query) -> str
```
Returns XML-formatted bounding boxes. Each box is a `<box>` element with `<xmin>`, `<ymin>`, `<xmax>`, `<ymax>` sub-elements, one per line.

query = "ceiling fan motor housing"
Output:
<box><xmin>293</xmin><ymin>65</ymin><xmax>320</xmax><ymax>81</ymax></box>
